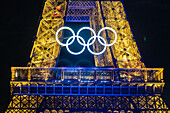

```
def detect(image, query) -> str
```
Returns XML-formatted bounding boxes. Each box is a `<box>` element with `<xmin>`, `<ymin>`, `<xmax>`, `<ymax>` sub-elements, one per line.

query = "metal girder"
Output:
<box><xmin>5</xmin><ymin>95</ymin><xmax>169</xmax><ymax>113</ymax></box>
<box><xmin>90</xmin><ymin>1</ymin><xmax>115</xmax><ymax>67</ymax></box>
<box><xmin>66</xmin><ymin>1</ymin><xmax>95</xmax><ymax>22</ymax></box>
<box><xmin>101</xmin><ymin>1</ymin><xmax>145</xmax><ymax>68</ymax></box>
<box><xmin>29</xmin><ymin>0</ymin><xmax>145</xmax><ymax>68</ymax></box>
<box><xmin>29</xmin><ymin>0</ymin><xmax>67</xmax><ymax>67</ymax></box>
<box><xmin>10</xmin><ymin>67</ymin><xmax>165</xmax><ymax>83</ymax></box>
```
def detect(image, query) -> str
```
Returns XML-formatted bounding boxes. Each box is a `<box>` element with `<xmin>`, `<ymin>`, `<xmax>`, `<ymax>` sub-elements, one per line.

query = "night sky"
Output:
<box><xmin>0</xmin><ymin>0</ymin><xmax>170</xmax><ymax>112</ymax></box>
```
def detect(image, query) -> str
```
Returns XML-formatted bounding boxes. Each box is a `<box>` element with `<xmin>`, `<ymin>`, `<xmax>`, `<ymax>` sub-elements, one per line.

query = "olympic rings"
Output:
<box><xmin>87</xmin><ymin>36</ymin><xmax>107</xmax><ymax>55</ymax></box>
<box><xmin>77</xmin><ymin>27</ymin><xmax>96</xmax><ymax>46</ymax></box>
<box><xmin>55</xmin><ymin>26</ymin><xmax>117</xmax><ymax>55</ymax></box>
<box><xmin>98</xmin><ymin>27</ymin><xmax>117</xmax><ymax>46</ymax></box>
<box><xmin>66</xmin><ymin>36</ymin><xmax>86</xmax><ymax>55</ymax></box>
<box><xmin>56</xmin><ymin>27</ymin><xmax>75</xmax><ymax>46</ymax></box>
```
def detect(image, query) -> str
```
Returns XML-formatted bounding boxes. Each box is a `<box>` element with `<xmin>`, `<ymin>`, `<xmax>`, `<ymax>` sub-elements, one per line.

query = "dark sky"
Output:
<box><xmin>0</xmin><ymin>0</ymin><xmax>170</xmax><ymax>112</ymax></box>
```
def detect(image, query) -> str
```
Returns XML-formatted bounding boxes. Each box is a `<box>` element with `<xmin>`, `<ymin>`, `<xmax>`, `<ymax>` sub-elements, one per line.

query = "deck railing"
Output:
<box><xmin>11</xmin><ymin>67</ymin><xmax>164</xmax><ymax>83</ymax></box>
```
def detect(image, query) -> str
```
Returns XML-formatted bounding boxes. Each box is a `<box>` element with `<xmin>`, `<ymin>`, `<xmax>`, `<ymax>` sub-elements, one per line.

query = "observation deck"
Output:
<box><xmin>11</xmin><ymin>67</ymin><xmax>164</xmax><ymax>96</ymax></box>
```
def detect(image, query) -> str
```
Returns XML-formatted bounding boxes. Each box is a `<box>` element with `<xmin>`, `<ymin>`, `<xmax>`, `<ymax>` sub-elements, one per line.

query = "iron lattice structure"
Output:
<box><xmin>6</xmin><ymin>0</ymin><xmax>169</xmax><ymax>113</ymax></box>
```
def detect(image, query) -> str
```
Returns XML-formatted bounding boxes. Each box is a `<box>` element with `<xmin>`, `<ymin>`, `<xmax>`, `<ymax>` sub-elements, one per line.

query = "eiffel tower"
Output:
<box><xmin>5</xmin><ymin>0</ymin><xmax>169</xmax><ymax>113</ymax></box>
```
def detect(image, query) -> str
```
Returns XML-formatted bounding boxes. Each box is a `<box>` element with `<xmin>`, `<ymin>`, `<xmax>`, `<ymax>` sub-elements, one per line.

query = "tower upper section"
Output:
<box><xmin>29</xmin><ymin>0</ymin><xmax>144</xmax><ymax>68</ymax></box>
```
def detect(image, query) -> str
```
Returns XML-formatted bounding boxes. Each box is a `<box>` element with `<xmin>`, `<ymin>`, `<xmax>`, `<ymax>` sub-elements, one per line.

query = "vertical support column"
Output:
<box><xmin>128</xmin><ymin>84</ymin><xmax>130</xmax><ymax>95</ymax></box>
<box><xmin>111</xmin><ymin>69</ymin><xmax>114</xmax><ymax>82</ymax></box>
<box><xmin>30</xmin><ymin>0</ymin><xmax>67</xmax><ymax>67</ymax></box>
<box><xmin>20</xmin><ymin>83</ymin><xmax>21</xmax><ymax>94</ymax></box>
<box><xmin>36</xmin><ymin>83</ymin><xmax>38</xmax><ymax>94</ymax></box>
<box><xmin>78</xmin><ymin>70</ymin><xmax>81</xmax><ymax>82</ymax></box>
<box><xmin>98</xmin><ymin>1</ymin><xmax>117</xmax><ymax>67</ymax></box>
<box><xmin>161</xmin><ymin>84</ymin><xmax>164</xmax><ymax>93</ymax></box>
<box><xmin>87</xmin><ymin>86</ymin><xmax>88</xmax><ymax>95</ymax></box>
<box><xmin>103</xmin><ymin>85</ymin><xmax>105</xmax><ymax>95</ymax></box>
<box><xmin>70</xmin><ymin>85</ymin><xmax>72</xmax><ymax>95</ymax></box>
<box><xmin>63</xmin><ymin>0</ymin><xmax>69</xmax><ymax>25</ymax></box>
<box><xmin>11</xmin><ymin>67</ymin><xmax>15</xmax><ymax>81</ymax></box>
<box><xmin>45</xmin><ymin>84</ymin><xmax>47</xmax><ymax>95</ymax></box>
<box><xmin>128</xmin><ymin>69</ymin><xmax>131</xmax><ymax>82</ymax></box>
<box><xmin>145</xmin><ymin>84</ymin><xmax>147</xmax><ymax>95</ymax></box>
<box><xmin>53</xmin><ymin>84</ymin><xmax>55</xmax><ymax>95</ymax></box>
<box><xmin>153</xmin><ymin>84</ymin><xmax>155</xmax><ymax>95</ymax></box>
<box><xmin>95</xmin><ymin>70</ymin><xmax>97</xmax><ymax>81</ymax></box>
<box><xmin>161</xmin><ymin>69</ymin><xmax>164</xmax><ymax>82</ymax></box>
<box><xmin>62</xmin><ymin>84</ymin><xmax>63</xmax><ymax>95</ymax></box>
<box><xmin>78</xmin><ymin>84</ymin><xmax>80</xmax><ymax>95</ymax></box>
<box><xmin>28</xmin><ymin>83</ymin><xmax>30</xmax><ymax>94</ymax></box>
<box><xmin>61</xmin><ymin>69</ymin><xmax>64</xmax><ymax>81</ymax></box>
<box><xmin>137</xmin><ymin>84</ymin><xmax>139</xmax><ymax>95</ymax></box>
<box><xmin>120</xmin><ymin>84</ymin><xmax>122</xmax><ymax>95</ymax></box>
<box><xmin>45</xmin><ymin>68</ymin><xmax>48</xmax><ymax>81</ymax></box>
<box><xmin>101</xmin><ymin>1</ymin><xmax>145</xmax><ymax>68</ymax></box>
<box><xmin>28</xmin><ymin>68</ymin><xmax>31</xmax><ymax>81</ymax></box>
<box><xmin>144</xmin><ymin>70</ymin><xmax>147</xmax><ymax>82</ymax></box>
